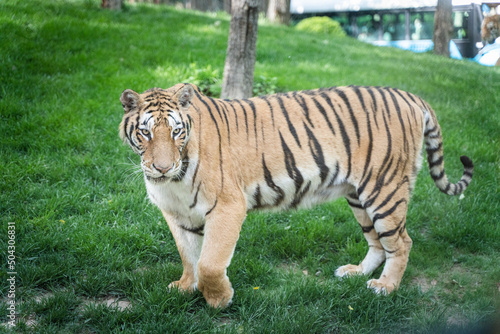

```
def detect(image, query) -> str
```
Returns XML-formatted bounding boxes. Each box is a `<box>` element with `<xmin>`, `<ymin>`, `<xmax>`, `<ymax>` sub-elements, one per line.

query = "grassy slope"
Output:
<box><xmin>0</xmin><ymin>0</ymin><xmax>499</xmax><ymax>332</ymax></box>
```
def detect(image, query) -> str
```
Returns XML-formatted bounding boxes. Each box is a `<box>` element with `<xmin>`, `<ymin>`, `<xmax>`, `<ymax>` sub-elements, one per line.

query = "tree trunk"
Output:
<box><xmin>221</xmin><ymin>0</ymin><xmax>259</xmax><ymax>99</ymax></box>
<box><xmin>267</xmin><ymin>0</ymin><xmax>290</xmax><ymax>25</ymax></box>
<box><xmin>223</xmin><ymin>0</ymin><xmax>231</xmax><ymax>14</ymax></box>
<box><xmin>101</xmin><ymin>0</ymin><xmax>122</xmax><ymax>10</ymax></box>
<box><xmin>433</xmin><ymin>0</ymin><xmax>453</xmax><ymax>57</ymax></box>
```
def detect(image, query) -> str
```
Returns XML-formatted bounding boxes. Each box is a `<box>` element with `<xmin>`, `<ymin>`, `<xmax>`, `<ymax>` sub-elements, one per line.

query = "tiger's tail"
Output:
<box><xmin>423</xmin><ymin>107</ymin><xmax>473</xmax><ymax>196</ymax></box>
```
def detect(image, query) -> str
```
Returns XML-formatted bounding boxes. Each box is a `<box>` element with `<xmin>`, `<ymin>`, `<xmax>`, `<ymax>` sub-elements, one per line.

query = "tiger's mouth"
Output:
<box><xmin>144</xmin><ymin>160</ymin><xmax>188</xmax><ymax>184</ymax></box>
<box><xmin>146</xmin><ymin>175</ymin><xmax>170</xmax><ymax>184</ymax></box>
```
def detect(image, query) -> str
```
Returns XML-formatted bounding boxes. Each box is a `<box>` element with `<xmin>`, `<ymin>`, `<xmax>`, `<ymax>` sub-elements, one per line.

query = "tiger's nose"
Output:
<box><xmin>152</xmin><ymin>163</ymin><xmax>173</xmax><ymax>174</ymax></box>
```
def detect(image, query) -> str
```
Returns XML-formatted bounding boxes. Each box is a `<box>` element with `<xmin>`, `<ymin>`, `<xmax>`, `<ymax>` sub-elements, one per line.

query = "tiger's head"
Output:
<box><xmin>119</xmin><ymin>84</ymin><xmax>195</xmax><ymax>183</ymax></box>
<box><xmin>481</xmin><ymin>14</ymin><xmax>500</xmax><ymax>45</ymax></box>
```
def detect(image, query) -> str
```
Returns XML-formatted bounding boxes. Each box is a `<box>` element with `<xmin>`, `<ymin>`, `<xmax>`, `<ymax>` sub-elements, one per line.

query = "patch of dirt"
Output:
<box><xmin>279</xmin><ymin>262</ymin><xmax>300</xmax><ymax>274</ymax></box>
<box><xmin>81</xmin><ymin>296</ymin><xmax>131</xmax><ymax>311</ymax></box>
<box><xmin>446</xmin><ymin>313</ymin><xmax>468</xmax><ymax>327</ymax></box>
<box><xmin>411</xmin><ymin>276</ymin><xmax>437</xmax><ymax>293</ymax></box>
<box><xmin>34</xmin><ymin>291</ymin><xmax>55</xmax><ymax>303</ymax></box>
<box><xmin>214</xmin><ymin>317</ymin><xmax>233</xmax><ymax>328</ymax></box>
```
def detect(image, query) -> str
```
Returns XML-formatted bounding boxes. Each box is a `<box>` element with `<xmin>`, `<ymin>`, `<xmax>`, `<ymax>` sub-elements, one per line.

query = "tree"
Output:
<box><xmin>221</xmin><ymin>0</ymin><xmax>259</xmax><ymax>99</ymax></box>
<box><xmin>433</xmin><ymin>0</ymin><xmax>453</xmax><ymax>57</ymax></box>
<box><xmin>101</xmin><ymin>0</ymin><xmax>122</xmax><ymax>10</ymax></box>
<box><xmin>267</xmin><ymin>0</ymin><xmax>290</xmax><ymax>25</ymax></box>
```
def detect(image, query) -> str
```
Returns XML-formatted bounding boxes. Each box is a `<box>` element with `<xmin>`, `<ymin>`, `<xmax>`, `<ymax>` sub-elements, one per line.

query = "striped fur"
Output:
<box><xmin>119</xmin><ymin>83</ymin><xmax>473</xmax><ymax>308</ymax></box>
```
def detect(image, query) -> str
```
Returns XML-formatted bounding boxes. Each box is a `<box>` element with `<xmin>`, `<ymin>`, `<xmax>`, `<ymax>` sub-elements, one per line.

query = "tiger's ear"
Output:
<box><xmin>175</xmin><ymin>85</ymin><xmax>195</xmax><ymax>109</ymax></box>
<box><xmin>120</xmin><ymin>89</ymin><xmax>141</xmax><ymax>113</ymax></box>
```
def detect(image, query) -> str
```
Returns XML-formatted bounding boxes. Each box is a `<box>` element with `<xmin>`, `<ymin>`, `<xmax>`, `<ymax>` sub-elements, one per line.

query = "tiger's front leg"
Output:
<box><xmin>196</xmin><ymin>196</ymin><xmax>247</xmax><ymax>308</ymax></box>
<box><xmin>162</xmin><ymin>210</ymin><xmax>203</xmax><ymax>293</ymax></box>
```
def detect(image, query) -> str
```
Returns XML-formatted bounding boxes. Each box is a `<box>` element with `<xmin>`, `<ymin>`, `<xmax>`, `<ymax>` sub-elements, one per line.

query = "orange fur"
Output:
<box><xmin>119</xmin><ymin>84</ymin><xmax>473</xmax><ymax>308</ymax></box>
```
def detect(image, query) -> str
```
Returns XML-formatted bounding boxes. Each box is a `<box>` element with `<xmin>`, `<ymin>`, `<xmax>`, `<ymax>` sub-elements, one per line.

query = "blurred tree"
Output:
<box><xmin>267</xmin><ymin>0</ymin><xmax>290</xmax><ymax>25</ymax></box>
<box><xmin>183</xmin><ymin>0</ymin><xmax>230</xmax><ymax>12</ymax></box>
<box><xmin>433</xmin><ymin>0</ymin><xmax>453</xmax><ymax>57</ymax></box>
<box><xmin>221</xmin><ymin>0</ymin><xmax>259</xmax><ymax>99</ymax></box>
<box><xmin>101</xmin><ymin>0</ymin><xmax>122</xmax><ymax>9</ymax></box>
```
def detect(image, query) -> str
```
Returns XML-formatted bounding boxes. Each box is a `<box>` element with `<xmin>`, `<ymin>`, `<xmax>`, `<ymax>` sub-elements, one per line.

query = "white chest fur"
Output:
<box><xmin>146</xmin><ymin>179</ymin><xmax>209</xmax><ymax>227</ymax></box>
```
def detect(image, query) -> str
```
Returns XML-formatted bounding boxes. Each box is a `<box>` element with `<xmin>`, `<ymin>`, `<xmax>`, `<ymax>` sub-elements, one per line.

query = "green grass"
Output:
<box><xmin>1</xmin><ymin>0</ymin><xmax>499</xmax><ymax>332</ymax></box>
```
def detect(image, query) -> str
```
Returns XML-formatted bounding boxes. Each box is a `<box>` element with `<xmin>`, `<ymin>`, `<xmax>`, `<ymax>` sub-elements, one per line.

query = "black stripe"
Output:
<box><xmin>205</xmin><ymin>199</ymin><xmax>218</xmax><ymax>216</ymax></box>
<box><xmin>372</xmin><ymin>199</ymin><xmax>407</xmax><ymax>225</ymax></box>
<box><xmin>125</xmin><ymin>117</ymin><xmax>142</xmax><ymax>152</ymax></box>
<box><xmin>319</xmin><ymin>92</ymin><xmax>352</xmax><ymax>179</ymax></box>
<box><xmin>258</xmin><ymin>96</ymin><xmax>275</xmax><ymax>128</ymax></box>
<box><xmin>279</xmin><ymin>132</ymin><xmax>304</xmax><ymax>192</ymax></box>
<box><xmin>189</xmin><ymin>183</ymin><xmax>201</xmax><ymax>209</ymax></box>
<box><xmin>357</xmin><ymin>167</ymin><xmax>373</xmax><ymax>197</ymax></box>
<box><xmin>291</xmin><ymin>181</ymin><xmax>311</xmax><ymax>208</ymax></box>
<box><xmin>293</xmin><ymin>93</ymin><xmax>314</xmax><ymax>128</ymax></box>
<box><xmin>394</xmin><ymin>89</ymin><xmax>419</xmax><ymax>124</ymax></box>
<box><xmin>171</xmin><ymin>159</ymin><xmax>189</xmax><ymax>182</ymax></box>
<box><xmin>428</xmin><ymin>156</ymin><xmax>444</xmax><ymax>168</ymax></box>
<box><xmin>378</xmin><ymin>219</ymin><xmax>404</xmax><ymax>239</ymax></box>
<box><xmin>208</xmin><ymin>97</ymin><xmax>231</xmax><ymax>144</ymax></box>
<box><xmin>253</xmin><ymin>185</ymin><xmax>263</xmax><ymax>209</ymax></box>
<box><xmin>303</xmin><ymin>121</ymin><xmax>329</xmax><ymax>183</ymax></box>
<box><xmin>227</xmin><ymin>102</ymin><xmax>239</xmax><ymax>132</ymax></box>
<box><xmin>387</xmin><ymin>89</ymin><xmax>409</xmax><ymax>154</ymax></box>
<box><xmin>193</xmin><ymin>90</ymin><xmax>224</xmax><ymax>187</ymax></box>
<box><xmin>262</xmin><ymin>154</ymin><xmax>285</xmax><ymax>206</ymax></box>
<box><xmin>310</xmin><ymin>96</ymin><xmax>336</xmax><ymax>136</ymax></box>
<box><xmin>346</xmin><ymin>198</ymin><xmax>364</xmax><ymax>209</ymax></box>
<box><xmin>327</xmin><ymin>161</ymin><xmax>340</xmax><ymax>187</ymax></box>
<box><xmin>277</xmin><ymin>95</ymin><xmax>302</xmax><ymax>148</ymax></box>
<box><xmin>233</xmin><ymin>99</ymin><xmax>249</xmax><ymax>138</ymax></box>
<box><xmin>375</xmin><ymin>87</ymin><xmax>393</xmax><ymax>177</ymax></box>
<box><xmin>426</xmin><ymin>142</ymin><xmax>443</xmax><ymax>154</ymax></box>
<box><xmin>384</xmin><ymin>156</ymin><xmax>402</xmax><ymax>187</ymax></box>
<box><xmin>337</xmin><ymin>88</ymin><xmax>360</xmax><ymax>145</ymax></box>
<box><xmin>442</xmin><ymin>183</ymin><xmax>451</xmax><ymax>194</ymax></box>
<box><xmin>373</xmin><ymin>176</ymin><xmax>409</xmax><ymax>213</ymax></box>
<box><xmin>424</xmin><ymin>126</ymin><xmax>438</xmax><ymax>136</ymax></box>
<box><xmin>431</xmin><ymin>170</ymin><xmax>445</xmax><ymax>181</ymax></box>
<box><xmin>363</xmin><ymin>157</ymin><xmax>395</xmax><ymax>208</ymax></box>
<box><xmin>361</xmin><ymin>225</ymin><xmax>374</xmax><ymax>233</ymax></box>
<box><xmin>353</xmin><ymin>87</ymin><xmax>374</xmax><ymax>185</ymax></box>
<box><xmin>180</xmin><ymin>224</ymin><xmax>204</xmax><ymax>236</ymax></box>
<box><xmin>243</xmin><ymin>99</ymin><xmax>259</xmax><ymax>150</ymax></box>
<box><xmin>365</xmin><ymin>87</ymin><xmax>380</xmax><ymax>130</ymax></box>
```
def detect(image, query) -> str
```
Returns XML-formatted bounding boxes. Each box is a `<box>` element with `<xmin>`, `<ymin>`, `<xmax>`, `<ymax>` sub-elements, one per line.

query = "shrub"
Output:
<box><xmin>295</xmin><ymin>16</ymin><xmax>346</xmax><ymax>37</ymax></box>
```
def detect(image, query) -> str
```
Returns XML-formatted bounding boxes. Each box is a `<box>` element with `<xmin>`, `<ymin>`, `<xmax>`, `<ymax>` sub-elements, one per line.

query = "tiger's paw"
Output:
<box><xmin>167</xmin><ymin>279</ymin><xmax>197</xmax><ymax>293</ymax></box>
<box><xmin>366</xmin><ymin>278</ymin><xmax>397</xmax><ymax>295</ymax></box>
<box><xmin>203</xmin><ymin>287</ymin><xmax>234</xmax><ymax>309</ymax></box>
<box><xmin>335</xmin><ymin>264</ymin><xmax>363</xmax><ymax>278</ymax></box>
<box><xmin>197</xmin><ymin>276</ymin><xmax>234</xmax><ymax>309</ymax></box>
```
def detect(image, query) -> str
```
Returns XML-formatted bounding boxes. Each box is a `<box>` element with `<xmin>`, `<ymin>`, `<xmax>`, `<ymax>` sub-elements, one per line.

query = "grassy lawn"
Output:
<box><xmin>1</xmin><ymin>0</ymin><xmax>499</xmax><ymax>332</ymax></box>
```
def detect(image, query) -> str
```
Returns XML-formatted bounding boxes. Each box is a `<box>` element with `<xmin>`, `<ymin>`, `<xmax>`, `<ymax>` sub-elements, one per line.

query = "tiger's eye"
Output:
<box><xmin>173</xmin><ymin>128</ymin><xmax>181</xmax><ymax>136</ymax></box>
<box><xmin>141</xmin><ymin>129</ymin><xmax>150</xmax><ymax>137</ymax></box>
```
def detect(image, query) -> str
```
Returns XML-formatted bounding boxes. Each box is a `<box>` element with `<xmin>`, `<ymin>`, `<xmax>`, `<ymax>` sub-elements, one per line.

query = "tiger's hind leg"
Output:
<box><xmin>365</xmin><ymin>198</ymin><xmax>413</xmax><ymax>294</ymax></box>
<box><xmin>335</xmin><ymin>194</ymin><xmax>386</xmax><ymax>278</ymax></box>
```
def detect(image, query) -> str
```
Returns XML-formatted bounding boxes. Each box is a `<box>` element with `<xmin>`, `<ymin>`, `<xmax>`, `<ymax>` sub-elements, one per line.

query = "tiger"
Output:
<box><xmin>481</xmin><ymin>14</ymin><xmax>500</xmax><ymax>45</ymax></box>
<box><xmin>119</xmin><ymin>83</ymin><xmax>473</xmax><ymax>308</ymax></box>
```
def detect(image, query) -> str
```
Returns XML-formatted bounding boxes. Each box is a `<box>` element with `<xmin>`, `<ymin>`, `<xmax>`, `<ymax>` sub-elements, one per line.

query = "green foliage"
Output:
<box><xmin>253</xmin><ymin>75</ymin><xmax>280</xmax><ymax>96</ymax></box>
<box><xmin>295</xmin><ymin>16</ymin><xmax>346</xmax><ymax>37</ymax></box>
<box><xmin>0</xmin><ymin>0</ymin><xmax>499</xmax><ymax>332</ymax></box>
